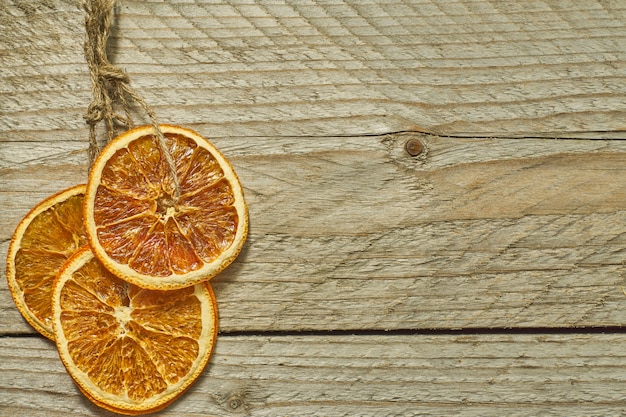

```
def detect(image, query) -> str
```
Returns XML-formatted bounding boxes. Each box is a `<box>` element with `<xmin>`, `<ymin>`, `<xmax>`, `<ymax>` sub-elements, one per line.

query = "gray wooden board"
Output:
<box><xmin>2</xmin><ymin>0</ymin><xmax>626</xmax><ymax>138</ymax></box>
<box><xmin>2</xmin><ymin>0</ymin><xmax>626</xmax><ymax>415</ymax></box>
<box><xmin>1</xmin><ymin>333</ymin><xmax>626</xmax><ymax>416</ymax></box>
<box><xmin>2</xmin><ymin>133</ymin><xmax>626</xmax><ymax>334</ymax></box>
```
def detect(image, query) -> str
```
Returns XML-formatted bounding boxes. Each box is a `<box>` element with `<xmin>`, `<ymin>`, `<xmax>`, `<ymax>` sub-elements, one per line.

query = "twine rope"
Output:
<box><xmin>83</xmin><ymin>0</ymin><xmax>180</xmax><ymax>197</ymax></box>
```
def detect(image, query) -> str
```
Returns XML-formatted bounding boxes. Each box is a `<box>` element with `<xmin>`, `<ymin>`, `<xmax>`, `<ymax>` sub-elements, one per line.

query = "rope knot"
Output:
<box><xmin>97</xmin><ymin>64</ymin><xmax>130</xmax><ymax>84</ymax></box>
<box><xmin>84</xmin><ymin>102</ymin><xmax>105</xmax><ymax>125</ymax></box>
<box><xmin>83</xmin><ymin>0</ymin><xmax>180</xmax><ymax>197</ymax></box>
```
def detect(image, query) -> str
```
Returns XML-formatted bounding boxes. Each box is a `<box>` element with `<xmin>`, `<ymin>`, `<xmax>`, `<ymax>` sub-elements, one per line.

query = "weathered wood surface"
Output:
<box><xmin>2</xmin><ymin>0</ymin><xmax>626</xmax><ymax>415</ymax></box>
<box><xmin>3</xmin><ymin>0</ymin><xmax>626</xmax><ymax>139</ymax></box>
<box><xmin>3</xmin><ymin>333</ymin><xmax>626</xmax><ymax>416</ymax></box>
<box><xmin>4</xmin><ymin>132</ymin><xmax>626</xmax><ymax>335</ymax></box>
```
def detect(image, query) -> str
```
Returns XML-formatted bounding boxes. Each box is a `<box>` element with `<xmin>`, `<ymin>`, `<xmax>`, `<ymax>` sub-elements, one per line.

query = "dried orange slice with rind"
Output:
<box><xmin>6</xmin><ymin>184</ymin><xmax>87</xmax><ymax>340</ymax></box>
<box><xmin>53</xmin><ymin>246</ymin><xmax>218</xmax><ymax>415</ymax></box>
<box><xmin>85</xmin><ymin>124</ymin><xmax>248</xmax><ymax>290</ymax></box>
<box><xmin>77</xmin><ymin>386</ymin><xmax>181</xmax><ymax>416</ymax></box>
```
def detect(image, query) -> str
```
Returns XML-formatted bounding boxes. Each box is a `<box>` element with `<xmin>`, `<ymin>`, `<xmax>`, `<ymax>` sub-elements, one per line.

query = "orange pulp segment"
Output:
<box><xmin>6</xmin><ymin>184</ymin><xmax>87</xmax><ymax>339</ymax></box>
<box><xmin>85</xmin><ymin>124</ymin><xmax>248</xmax><ymax>290</ymax></box>
<box><xmin>52</xmin><ymin>246</ymin><xmax>218</xmax><ymax>415</ymax></box>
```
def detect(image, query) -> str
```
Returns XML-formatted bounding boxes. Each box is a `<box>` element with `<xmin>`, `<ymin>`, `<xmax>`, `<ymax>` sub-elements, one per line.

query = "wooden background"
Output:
<box><xmin>2</xmin><ymin>0</ymin><xmax>626</xmax><ymax>415</ymax></box>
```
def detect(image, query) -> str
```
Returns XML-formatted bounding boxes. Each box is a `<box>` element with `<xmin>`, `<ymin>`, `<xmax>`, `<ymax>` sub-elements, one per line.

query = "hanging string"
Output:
<box><xmin>83</xmin><ymin>0</ymin><xmax>180</xmax><ymax>198</ymax></box>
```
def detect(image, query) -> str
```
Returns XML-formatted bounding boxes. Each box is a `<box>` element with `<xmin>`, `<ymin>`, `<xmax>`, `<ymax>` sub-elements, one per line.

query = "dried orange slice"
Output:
<box><xmin>85</xmin><ymin>124</ymin><xmax>248</xmax><ymax>290</ymax></box>
<box><xmin>52</xmin><ymin>246</ymin><xmax>218</xmax><ymax>415</ymax></box>
<box><xmin>6</xmin><ymin>184</ymin><xmax>87</xmax><ymax>340</ymax></box>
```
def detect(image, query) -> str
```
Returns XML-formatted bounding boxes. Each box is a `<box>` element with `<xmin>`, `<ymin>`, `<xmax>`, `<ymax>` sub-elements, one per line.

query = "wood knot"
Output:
<box><xmin>227</xmin><ymin>397</ymin><xmax>243</xmax><ymax>411</ymax></box>
<box><xmin>217</xmin><ymin>391</ymin><xmax>249</xmax><ymax>413</ymax></box>
<box><xmin>404</xmin><ymin>138</ymin><xmax>424</xmax><ymax>156</ymax></box>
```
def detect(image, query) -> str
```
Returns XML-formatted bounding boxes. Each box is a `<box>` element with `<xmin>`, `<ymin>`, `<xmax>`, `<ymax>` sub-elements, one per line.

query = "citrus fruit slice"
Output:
<box><xmin>6</xmin><ymin>184</ymin><xmax>87</xmax><ymax>340</ymax></box>
<box><xmin>52</xmin><ymin>246</ymin><xmax>218</xmax><ymax>415</ymax></box>
<box><xmin>85</xmin><ymin>124</ymin><xmax>248</xmax><ymax>290</ymax></box>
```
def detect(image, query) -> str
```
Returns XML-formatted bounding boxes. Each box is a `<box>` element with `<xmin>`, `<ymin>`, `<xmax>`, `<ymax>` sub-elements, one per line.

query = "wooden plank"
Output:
<box><xmin>1</xmin><ymin>0</ymin><xmax>626</xmax><ymax>139</ymax></box>
<box><xmin>2</xmin><ymin>133</ymin><xmax>626</xmax><ymax>334</ymax></box>
<box><xmin>2</xmin><ymin>333</ymin><xmax>626</xmax><ymax>416</ymax></box>
<box><xmin>2</xmin><ymin>1</ymin><xmax>626</xmax><ymax>415</ymax></box>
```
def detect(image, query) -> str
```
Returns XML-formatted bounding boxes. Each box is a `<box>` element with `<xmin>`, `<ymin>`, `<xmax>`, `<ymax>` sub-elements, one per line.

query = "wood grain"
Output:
<box><xmin>2</xmin><ymin>333</ymin><xmax>626</xmax><ymax>416</ymax></box>
<box><xmin>2</xmin><ymin>0</ymin><xmax>625</xmax><ymax>140</ymax></box>
<box><xmin>2</xmin><ymin>132</ymin><xmax>626</xmax><ymax>334</ymax></box>
<box><xmin>2</xmin><ymin>1</ymin><xmax>626</xmax><ymax>415</ymax></box>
